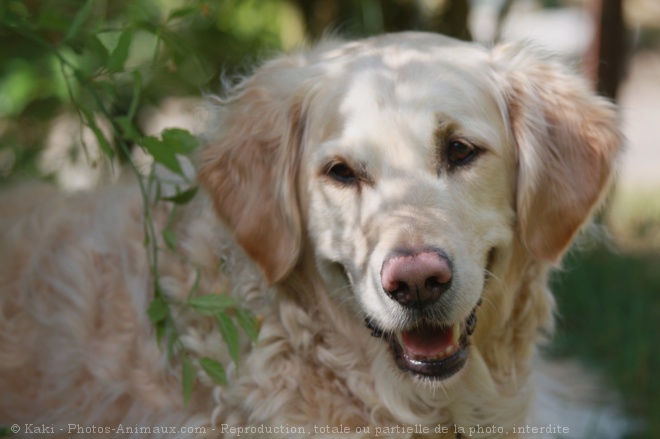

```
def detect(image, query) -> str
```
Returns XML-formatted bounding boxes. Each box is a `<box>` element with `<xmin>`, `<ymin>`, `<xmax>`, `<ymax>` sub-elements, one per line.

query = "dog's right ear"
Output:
<box><xmin>493</xmin><ymin>43</ymin><xmax>622</xmax><ymax>263</ymax></box>
<box><xmin>198</xmin><ymin>56</ymin><xmax>309</xmax><ymax>285</ymax></box>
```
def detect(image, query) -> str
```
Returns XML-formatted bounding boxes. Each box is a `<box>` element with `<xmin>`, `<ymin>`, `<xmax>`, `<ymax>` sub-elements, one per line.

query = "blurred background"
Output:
<box><xmin>0</xmin><ymin>1</ymin><xmax>658</xmax><ymax>437</ymax></box>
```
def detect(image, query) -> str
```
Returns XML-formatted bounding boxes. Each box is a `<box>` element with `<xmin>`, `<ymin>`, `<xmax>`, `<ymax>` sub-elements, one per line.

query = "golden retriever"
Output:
<box><xmin>0</xmin><ymin>32</ymin><xmax>621</xmax><ymax>438</ymax></box>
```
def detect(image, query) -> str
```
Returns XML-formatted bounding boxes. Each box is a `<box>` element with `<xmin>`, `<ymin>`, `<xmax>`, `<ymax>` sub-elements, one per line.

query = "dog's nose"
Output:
<box><xmin>381</xmin><ymin>250</ymin><xmax>452</xmax><ymax>307</ymax></box>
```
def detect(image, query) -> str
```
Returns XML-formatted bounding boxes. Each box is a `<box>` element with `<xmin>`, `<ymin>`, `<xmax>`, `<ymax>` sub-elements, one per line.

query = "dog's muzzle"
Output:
<box><xmin>365</xmin><ymin>300</ymin><xmax>480</xmax><ymax>380</ymax></box>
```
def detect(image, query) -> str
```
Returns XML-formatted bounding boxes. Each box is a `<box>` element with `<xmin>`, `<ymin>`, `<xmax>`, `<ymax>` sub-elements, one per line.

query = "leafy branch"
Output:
<box><xmin>1</xmin><ymin>0</ymin><xmax>258</xmax><ymax>405</ymax></box>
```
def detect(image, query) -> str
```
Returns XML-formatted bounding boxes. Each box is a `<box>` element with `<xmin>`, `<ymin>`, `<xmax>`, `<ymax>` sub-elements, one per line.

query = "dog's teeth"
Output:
<box><xmin>452</xmin><ymin>322</ymin><xmax>461</xmax><ymax>344</ymax></box>
<box><xmin>424</xmin><ymin>343</ymin><xmax>458</xmax><ymax>361</ymax></box>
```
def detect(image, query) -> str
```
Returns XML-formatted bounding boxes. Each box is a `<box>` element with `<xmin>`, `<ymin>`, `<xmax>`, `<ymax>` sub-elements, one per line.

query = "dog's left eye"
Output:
<box><xmin>326</xmin><ymin>162</ymin><xmax>358</xmax><ymax>184</ymax></box>
<box><xmin>447</xmin><ymin>141</ymin><xmax>477</xmax><ymax>166</ymax></box>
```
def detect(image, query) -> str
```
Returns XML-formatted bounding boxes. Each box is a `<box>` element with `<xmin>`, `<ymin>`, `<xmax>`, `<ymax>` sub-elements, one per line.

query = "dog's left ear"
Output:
<box><xmin>197</xmin><ymin>56</ymin><xmax>308</xmax><ymax>284</ymax></box>
<box><xmin>493</xmin><ymin>43</ymin><xmax>622</xmax><ymax>263</ymax></box>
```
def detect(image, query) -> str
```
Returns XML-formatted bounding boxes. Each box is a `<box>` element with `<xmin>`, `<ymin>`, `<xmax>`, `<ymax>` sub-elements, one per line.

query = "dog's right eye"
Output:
<box><xmin>326</xmin><ymin>162</ymin><xmax>358</xmax><ymax>184</ymax></box>
<box><xmin>447</xmin><ymin>140</ymin><xmax>477</xmax><ymax>166</ymax></box>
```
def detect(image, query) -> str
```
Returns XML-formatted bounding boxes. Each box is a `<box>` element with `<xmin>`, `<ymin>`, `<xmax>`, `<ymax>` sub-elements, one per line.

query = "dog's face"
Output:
<box><xmin>301</xmin><ymin>40</ymin><xmax>516</xmax><ymax>380</ymax></box>
<box><xmin>199</xmin><ymin>33</ymin><xmax>620</xmax><ymax>384</ymax></box>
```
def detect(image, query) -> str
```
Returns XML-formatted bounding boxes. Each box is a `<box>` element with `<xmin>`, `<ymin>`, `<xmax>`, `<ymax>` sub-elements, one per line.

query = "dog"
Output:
<box><xmin>0</xmin><ymin>32</ymin><xmax>621</xmax><ymax>438</ymax></box>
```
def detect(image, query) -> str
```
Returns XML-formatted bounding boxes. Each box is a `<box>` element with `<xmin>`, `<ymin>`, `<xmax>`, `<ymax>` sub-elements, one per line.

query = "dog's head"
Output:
<box><xmin>198</xmin><ymin>33</ymin><xmax>620</xmax><ymax>383</ymax></box>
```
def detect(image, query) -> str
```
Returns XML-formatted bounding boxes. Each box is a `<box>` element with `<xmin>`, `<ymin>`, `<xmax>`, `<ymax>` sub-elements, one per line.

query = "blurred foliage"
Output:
<box><xmin>551</xmin><ymin>242</ymin><xmax>660</xmax><ymax>438</ymax></box>
<box><xmin>0</xmin><ymin>0</ymin><xmax>472</xmax><ymax>184</ymax></box>
<box><xmin>0</xmin><ymin>0</ymin><xmax>286</xmax><ymax>402</ymax></box>
<box><xmin>0</xmin><ymin>0</ymin><xmax>288</xmax><ymax>182</ymax></box>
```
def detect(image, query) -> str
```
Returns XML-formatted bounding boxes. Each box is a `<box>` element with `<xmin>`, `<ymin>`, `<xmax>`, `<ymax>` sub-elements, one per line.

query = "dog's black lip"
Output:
<box><xmin>365</xmin><ymin>320</ymin><xmax>384</xmax><ymax>338</ymax></box>
<box><xmin>365</xmin><ymin>304</ymin><xmax>479</xmax><ymax>380</ymax></box>
<box><xmin>391</xmin><ymin>335</ymin><xmax>469</xmax><ymax>380</ymax></box>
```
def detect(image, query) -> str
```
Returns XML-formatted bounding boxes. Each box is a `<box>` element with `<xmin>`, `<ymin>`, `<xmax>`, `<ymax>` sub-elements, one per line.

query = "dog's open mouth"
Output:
<box><xmin>366</xmin><ymin>305</ymin><xmax>479</xmax><ymax>380</ymax></box>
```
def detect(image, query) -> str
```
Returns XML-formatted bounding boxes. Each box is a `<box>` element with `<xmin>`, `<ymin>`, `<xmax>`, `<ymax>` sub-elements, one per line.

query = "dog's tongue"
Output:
<box><xmin>401</xmin><ymin>324</ymin><xmax>458</xmax><ymax>359</ymax></box>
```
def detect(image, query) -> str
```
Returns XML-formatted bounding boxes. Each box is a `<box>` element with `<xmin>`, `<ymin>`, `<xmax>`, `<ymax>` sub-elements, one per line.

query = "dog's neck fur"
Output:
<box><xmin>172</xmin><ymin>195</ymin><xmax>554</xmax><ymax>436</ymax></box>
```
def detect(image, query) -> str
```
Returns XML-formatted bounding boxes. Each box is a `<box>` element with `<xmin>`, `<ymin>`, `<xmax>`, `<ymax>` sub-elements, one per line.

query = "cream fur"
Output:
<box><xmin>0</xmin><ymin>33</ymin><xmax>622</xmax><ymax>438</ymax></box>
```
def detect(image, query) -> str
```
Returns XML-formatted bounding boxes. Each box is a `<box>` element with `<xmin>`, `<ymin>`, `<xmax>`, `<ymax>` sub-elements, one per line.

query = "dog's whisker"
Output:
<box><xmin>329</xmin><ymin>283</ymin><xmax>354</xmax><ymax>296</ymax></box>
<box><xmin>477</xmin><ymin>294</ymin><xmax>500</xmax><ymax>316</ymax></box>
<box><xmin>483</xmin><ymin>268</ymin><xmax>506</xmax><ymax>292</ymax></box>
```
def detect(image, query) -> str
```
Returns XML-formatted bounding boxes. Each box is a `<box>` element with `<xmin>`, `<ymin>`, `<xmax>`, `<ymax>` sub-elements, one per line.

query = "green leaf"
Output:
<box><xmin>199</xmin><ymin>357</ymin><xmax>227</xmax><ymax>385</ymax></box>
<box><xmin>147</xmin><ymin>296</ymin><xmax>169</xmax><ymax>323</ymax></box>
<box><xmin>92</xmin><ymin>80</ymin><xmax>117</xmax><ymax>99</ymax></box>
<box><xmin>65</xmin><ymin>0</ymin><xmax>94</xmax><ymax>42</ymax></box>
<box><xmin>187</xmin><ymin>268</ymin><xmax>202</xmax><ymax>299</ymax></box>
<box><xmin>37</xmin><ymin>8</ymin><xmax>68</xmax><ymax>33</ymax></box>
<box><xmin>107</xmin><ymin>27</ymin><xmax>133</xmax><ymax>73</ymax></box>
<box><xmin>154</xmin><ymin>320</ymin><xmax>166</xmax><ymax>345</ymax></box>
<box><xmin>167</xmin><ymin>6</ymin><xmax>197</xmax><ymax>21</ymax></box>
<box><xmin>127</xmin><ymin>70</ymin><xmax>142</xmax><ymax>120</ymax></box>
<box><xmin>161</xmin><ymin>128</ymin><xmax>199</xmax><ymax>154</ymax></box>
<box><xmin>0</xmin><ymin>424</ymin><xmax>17</xmax><ymax>436</ymax></box>
<box><xmin>3</xmin><ymin>1</ymin><xmax>30</xmax><ymax>22</ymax></box>
<box><xmin>235</xmin><ymin>308</ymin><xmax>259</xmax><ymax>343</ymax></box>
<box><xmin>80</xmin><ymin>107</ymin><xmax>114</xmax><ymax>159</ymax></box>
<box><xmin>161</xmin><ymin>186</ymin><xmax>198</xmax><ymax>204</ymax></box>
<box><xmin>133</xmin><ymin>20</ymin><xmax>159</xmax><ymax>35</ymax></box>
<box><xmin>87</xmin><ymin>35</ymin><xmax>109</xmax><ymax>63</ymax></box>
<box><xmin>140</xmin><ymin>136</ymin><xmax>184</xmax><ymax>176</ymax></box>
<box><xmin>155</xmin><ymin>27</ymin><xmax>213</xmax><ymax>86</ymax></box>
<box><xmin>182</xmin><ymin>356</ymin><xmax>194</xmax><ymax>406</ymax></box>
<box><xmin>157</xmin><ymin>27</ymin><xmax>193</xmax><ymax>55</ymax></box>
<box><xmin>162</xmin><ymin>229</ymin><xmax>177</xmax><ymax>250</ymax></box>
<box><xmin>166</xmin><ymin>329</ymin><xmax>178</xmax><ymax>359</ymax></box>
<box><xmin>216</xmin><ymin>312</ymin><xmax>240</xmax><ymax>366</ymax></box>
<box><xmin>115</xmin><ymin>116</ymin><xmax>141</xmax><ymax>141</ymax></box>
<box><xmin>189</xmin><ymin>295</ymin><xmax>237</xmax><ymax>315</ymax></box>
